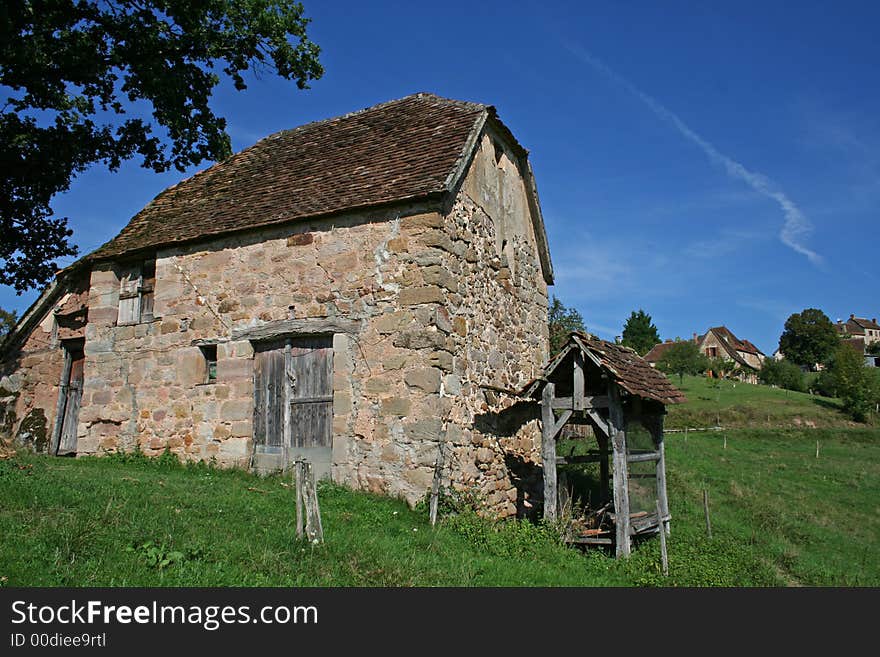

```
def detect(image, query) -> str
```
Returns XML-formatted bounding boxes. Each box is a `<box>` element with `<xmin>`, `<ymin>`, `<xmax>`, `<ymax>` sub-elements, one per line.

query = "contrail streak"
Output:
<box><xmin>565</xmin><ymin>43</ymin><xmax>821</xmax><ymax>266</ymax></box>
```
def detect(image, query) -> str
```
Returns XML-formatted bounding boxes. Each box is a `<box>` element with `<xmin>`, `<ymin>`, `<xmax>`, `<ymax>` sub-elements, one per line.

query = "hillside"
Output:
<box><xmin>664</xmin><ymin>374</ymin><xmax>859</xmax><ymax>430</ymax></box>
<box><xmin>2</xmin><ymin>424</ymin><xmax>878</xmax><ymax>586</ymax></box>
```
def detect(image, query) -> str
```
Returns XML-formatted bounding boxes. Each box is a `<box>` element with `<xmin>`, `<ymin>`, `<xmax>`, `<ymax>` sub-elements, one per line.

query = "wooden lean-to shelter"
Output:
<box><xmin>524</xmin><ymin>333</ymin><xmax>687</xmax><ymax>557</ymax></box>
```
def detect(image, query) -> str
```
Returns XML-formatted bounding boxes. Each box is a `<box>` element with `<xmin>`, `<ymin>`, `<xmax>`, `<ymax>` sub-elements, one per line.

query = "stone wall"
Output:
<box><xmin>1</xmin><ymin>127</ymin><xmax>551</xmax><ymax>517</ymax></box>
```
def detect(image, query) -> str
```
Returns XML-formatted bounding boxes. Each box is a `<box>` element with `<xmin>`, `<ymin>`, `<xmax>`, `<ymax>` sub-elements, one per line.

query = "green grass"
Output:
<box><xmin>664</xmin><ymin>374</ymin><xmax>861</xmax><ymax>430</ymax></box>
<box><xmin>2</xmin><ymin>425</ymin><xmax>878</xmax><ymax>586</ymax></box>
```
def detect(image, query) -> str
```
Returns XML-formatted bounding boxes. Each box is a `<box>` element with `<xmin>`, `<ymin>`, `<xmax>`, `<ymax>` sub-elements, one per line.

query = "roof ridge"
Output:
<box><xmin>264</xmin><ymin>92</ymin><xmax>488</xmax><ymax>144</ymax></box>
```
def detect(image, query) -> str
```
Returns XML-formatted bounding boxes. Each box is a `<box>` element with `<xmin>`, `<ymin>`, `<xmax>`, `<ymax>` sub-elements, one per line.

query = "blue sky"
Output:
<box><xmin>4</xmin><ymin>1</ymin><xmax>879</xmax><ymax>354</ymax></box>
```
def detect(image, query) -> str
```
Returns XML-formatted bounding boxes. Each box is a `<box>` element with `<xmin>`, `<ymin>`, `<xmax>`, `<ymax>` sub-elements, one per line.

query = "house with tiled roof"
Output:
<box><xmin>643</xmin><ymin>340</ymin><xmax>680</xmax><ymax>366</ymax></box>
<box><xmin>0</xmin><ymin>93</ymin><xmax>555</xmax><ymax>516</ymax></box>
<box><xmin>835</xmin><ymin>314</ymin><xmax>880</xmax><ymax>347</ymax></box>
<box><xmin>644</xmin><ymin>327</ymin><xmax>766</xmax><ymax>382</ymax></box>
<box><xmin>696</xmin><ymin>326</ymin><xmax>766</xmax><ymax>382</ymax></box>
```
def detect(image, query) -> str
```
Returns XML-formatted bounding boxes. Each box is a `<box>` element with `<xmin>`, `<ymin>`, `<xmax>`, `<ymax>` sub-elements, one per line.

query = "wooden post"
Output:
<box><xmin>656</xmin><ymin>501</ymin><xmax>668</xmax><ymax>576</ymax></box>
<box><xmin>573</xmin><ymin>350</ymin><xmax>585</xmax><ymax>411</ymax></box>
<box><xmin>295</xmin><ymin>460</ymin><xmax>304</xmax><ymax>540</ymax></box>
<box><xmin>608</xmin><ymin>383</ymin><xmax>630</xmax><ymax>557</ymax></box>
<box><xmin>542</xmin><ymin>381</ymin><xmax>558</xmax><ymax>522</ymax></box>
<box><xmin>816</xmin><ymin>440</ymin><xmax>819</xmax><ymax>459</ymax></box>
<box><xmin>301</xmin><ymin>461</ymin><xmax>324</xmax><ymax>544</ymax></box>
<box><xmin>723</xmin><ymin>434</ymin><xmax>727</xmax><ymax>450</ymax></box>
<box><xmin>703</xmin><ymin>489</ymin><xmax>712</xmax><ymax>539</ymax></box>
<box><xmin>429</xmin><ymin>441</ymin><xmax>445</xmax><ymax>527</ymax></box>
<box><xmin>656</xmin><ymin>431</ymin><xmax>670</xmax><ymax>536</ymax></box>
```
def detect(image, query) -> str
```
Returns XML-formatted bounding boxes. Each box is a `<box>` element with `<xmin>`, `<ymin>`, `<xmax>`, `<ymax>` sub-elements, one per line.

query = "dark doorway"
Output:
<box><xmin>55</xmin><ymin>340</ymin><xmax>85</xmax><ymax>455</ymax></box>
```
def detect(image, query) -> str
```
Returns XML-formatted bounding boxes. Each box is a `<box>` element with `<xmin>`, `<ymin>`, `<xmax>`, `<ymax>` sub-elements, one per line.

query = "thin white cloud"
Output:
<box><xmin>564</xmin><ymin>43</ymin><xmax>822</xmax><ymax>266</ymax></box>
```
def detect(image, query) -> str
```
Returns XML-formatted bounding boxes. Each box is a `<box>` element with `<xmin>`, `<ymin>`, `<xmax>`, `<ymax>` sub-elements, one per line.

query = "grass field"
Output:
<box><xmin>664</xmin><ymin>374</ymin><xmax>863</xmax><ymax>430</ymax></box>
<box><xmin>2</xmin><ymin>420</ymin><xmax>878</xmax><ymax>586</ymax></box>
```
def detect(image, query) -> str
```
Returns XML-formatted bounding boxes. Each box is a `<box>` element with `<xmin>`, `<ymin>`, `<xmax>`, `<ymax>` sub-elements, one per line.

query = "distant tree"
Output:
<box><xmin>0</xmin><ymin>307</ymin><xmax>17</xmax><ymax>338</ymax></box>
<box><xmin>621</xmin><ymin>309</ymin><xmax>660</xmax><ymax>355</ymax></box>
<box><xmin>548</xmin><ymin>296</ymin><xmax>585</xmax><ymax>355</ymax></box>
<box><xmin>657</xmin><ymin>341</ymin><xmax>709</xmax><ymax>384</ymax></box>
<box><xmin>778</xmin><ymin>309</ymin><xmax>838</xmax><ymax>370</ymax></box>
<box><xmin>1</xmin><ymin>0</ymin><xmax>324</xmax><ymax>292</ymax></box>
<box><xmin>706</xmin><ymin>356</ymin><xmax>731</xmax><ymax>379</ymax></box>
<box><xmin>829</xmin><ymin>341</ymin><xmax>873</xmax><ymax>422</ymax></box>
<box><xmin>759</xmin><ymin>358</ymin><xmax>806</xmax><ymax>393</ymax></box>
<box><xmin>868</xmin><ymin>342</ymin><xmax>880</xmax><ymax>356</ymax></box>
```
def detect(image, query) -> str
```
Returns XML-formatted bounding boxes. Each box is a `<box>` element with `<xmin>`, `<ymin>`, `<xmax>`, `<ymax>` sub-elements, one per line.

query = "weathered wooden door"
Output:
<box><xmin>253</xmin><ymin>336</ymin><xmax>333</xmax><ymax>477</ymax></box>
<box><xmin>56</xmin><ymin>344</ymin><xmax>84</xmax><ymax>455</ymax></box>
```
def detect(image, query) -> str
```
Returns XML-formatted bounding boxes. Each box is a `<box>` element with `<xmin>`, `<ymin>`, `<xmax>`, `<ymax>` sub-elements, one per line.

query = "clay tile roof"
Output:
<box><xmin>851</xmin><ymin>317</ymin><xmax>880</xmax><ymax>330</ymax></box>
<box><xmin>85</xmin><ymin>93</ymin><xmax>490</xmax><ymax>262</ymax></box>
<box><xmin>643</xmin><ymin>341</ymin><xmax>677</xmax><ymax>363</ymax></box>
<box><xmin>572</xmin><ymin>333</ymin><xmax>687</xmax><ymax>405</ymax></box>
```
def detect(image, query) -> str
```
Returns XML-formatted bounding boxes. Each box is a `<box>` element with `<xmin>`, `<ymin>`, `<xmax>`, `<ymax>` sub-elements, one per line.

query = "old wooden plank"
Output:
<box><xmin>573</xmin><ymin>349</ymin><xmax>585</xmax><ymax>410</ymax></box>
<box><xmin>552</xmin><ymin>409</ymin><xmax>573</xmax><ymax>439</ymax></box>
<box><xmin>232</xmin><ymin>317</ymin><xmax>362</xmax><ymax>342</ymax></box>
<box><xmin>657</xmin><ymin>501</ymin><xmax>669</xmax><ymax>576</ymax></box>
<box><xmin>50</xmin><ymin>347</ymin><xmax>73</xmax><ymax>455</ymax></box>
<box><xmin>542</xmin><ymin>381</ymin><xmax>558</xmax><ymax>522</ymax></box>
<box><xmin>585</xmin><ymin>409</ymin><xmax>610</xmax><ymax>437</ymax></box>
<box><xmin>656</xmin><ymin>431</ymin><xmax>670</xmax><ymax>536</ymax></box>
<box><xmin>295</xmin><ymin>461</ymin><xmax>304</xmax><ymax>540</ymax></box>
<box><xmin>626</xmin><ymin>451</ymin><xmax>662</xmax><ymax>463</ymax></box>
<box><xmin>301</xmin><ymin>461</ymin><xmax>324</xmax><ymax>544</ymax></box>
<box><xmin>608</xmin><ymin>382</ymin><xmax>631</xmax><ymax>558</ymax></box>
<box><xmin>551</xmin><ymin>395</ymin><xmax>609</xmax><ymax>410</ymax></box>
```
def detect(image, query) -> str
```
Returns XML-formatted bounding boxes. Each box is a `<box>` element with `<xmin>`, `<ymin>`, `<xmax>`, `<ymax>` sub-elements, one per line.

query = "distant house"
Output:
<box><xmin>697</xmin><ymin>326</ymin><xmax>765</xmax><ymax>374</ymax></box>
<box><xmin>643</xmin><ymin>340</ymin><xmax>680</xmax><ymax>367</ymax></box>
<box><xmin>841</xmin><ymin>337</ymin><xmax>880</xmax><ymax>368</ymax></box>
<box><xmin>835</xmin><ymin>315</ymin><xmax>880</xmax><ymax>347</ymax></box>
<box><xmin>643</xmin><ymin>326</ymin><xmax>766</xmax><ymax>383</ymax></box>
<box><xmin>644</xmin><ymin>326</ymin><xmax>765</xmax><ymax>383</ymax></box>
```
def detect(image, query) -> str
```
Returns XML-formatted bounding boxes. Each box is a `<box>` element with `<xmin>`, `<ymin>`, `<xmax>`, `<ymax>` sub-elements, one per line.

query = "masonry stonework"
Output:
<box><xmin>0</xmin><ymin>94</ymin><xmax>552</xmax><ymax>517</ymax></box>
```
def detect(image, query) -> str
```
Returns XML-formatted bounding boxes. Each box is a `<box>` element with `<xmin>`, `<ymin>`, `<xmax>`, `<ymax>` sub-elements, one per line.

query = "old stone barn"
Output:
<box><xmin>0</xmin><ymin>93</ymin><xmax>554</xmax><ymax>517</ymax></box>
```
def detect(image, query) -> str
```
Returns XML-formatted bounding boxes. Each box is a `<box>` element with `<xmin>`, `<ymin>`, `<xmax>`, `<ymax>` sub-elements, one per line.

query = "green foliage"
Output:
<box><xmin>0</xmin><ymin>307</ymin><xmax>17</xmax><ymax>337</ymax></box>
<box><xmin>828</xmin><ymin>342</ymin><xmax>876</xmax><ymax>422</ymax></box>
<box><xmin>778</xmin><ymin>309</ymin><xmax>838</xmax><ymax>369</ymax></box>
<box><xmin>706</xmin><ymin>356</ymin><xmax>731</xmax><ymax>379</ymax></box>
<box><xmin>868</xmin><ymin>342</ymin><xmax>880</xmax><ymax>356</ymax></box>
<box><xmin>759</xmin><ymin>358</ymin><xmax>806</xmax><ymax>393</ymax></box>
<box><xmin>657</xmin><ymin>340</ymin><xmax>709</xmax><ymax>384</ymax></box>
<box><xmin>548</xmin><ymin>295</ymin><xmax>585</xmax><ymax>355</ymax></box>
<box><xmin>126</xmin><ymin>541</ymin><xmax>187</xmax><ymax>570</ymax></box>
<box><xmin>1</xmin><ymin>0</ymin><xmax>323</xmax><ymax>292</ymax></box>
<box><xmin>621</xmin><ymin>309</ymin><xmax>660</xmax><ymax>355</ymax></box>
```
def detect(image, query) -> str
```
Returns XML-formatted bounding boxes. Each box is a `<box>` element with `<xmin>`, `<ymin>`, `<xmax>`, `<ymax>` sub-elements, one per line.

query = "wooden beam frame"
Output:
<box><xmin>551</xmin><ymin>395</ymin><xmax>609</xmax><ymax>410</ymax></box>
<box><xmin>541</xmin><ymin>382</ymin><xmax>558</xmax><ymax>522</ymax></box>
<box><xmin>232</xmin><ymin>317</ymin><xmax>362</xmax><ymax>342</ymax></box>
<box><xmin>608</xmin><ymin>382</ymin><xmax>631</xmax><ymax>557</ymax></box>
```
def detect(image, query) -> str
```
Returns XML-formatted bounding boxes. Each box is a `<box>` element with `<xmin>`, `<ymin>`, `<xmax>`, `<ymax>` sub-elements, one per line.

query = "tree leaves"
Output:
<box><xmin>1</xmin><ymin>0</ymin><xmax>323</xmax><ymax>292</ymax></box>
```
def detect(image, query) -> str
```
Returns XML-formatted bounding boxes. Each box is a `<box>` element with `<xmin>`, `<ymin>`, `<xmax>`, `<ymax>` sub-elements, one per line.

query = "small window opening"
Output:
<box><xmin>200</xmin><ymin>345</ymin><xmax>217</xmax><ymax>384</ymax></box>
<box><xmin>118</xmin><ymin>258</ymin><xmax>156</xmax><ymax>325</ymax></box>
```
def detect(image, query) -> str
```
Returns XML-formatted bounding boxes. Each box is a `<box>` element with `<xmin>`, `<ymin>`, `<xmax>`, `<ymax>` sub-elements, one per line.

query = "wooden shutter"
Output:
<box><xmin>118</xmin><ymin>266</ymin><xmax>141</xmax><ymax>325</ymax></box>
